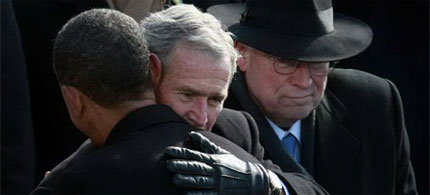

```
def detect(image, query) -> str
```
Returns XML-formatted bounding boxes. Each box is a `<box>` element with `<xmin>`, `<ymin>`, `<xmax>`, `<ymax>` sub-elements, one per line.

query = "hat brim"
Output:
<box><xmin>208</xmin><ymin>4</ymin><xmax>373</xmax><ymax>62</ymax></box>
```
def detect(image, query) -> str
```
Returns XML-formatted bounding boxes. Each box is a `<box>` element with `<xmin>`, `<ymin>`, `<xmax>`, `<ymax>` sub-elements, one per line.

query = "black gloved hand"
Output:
<box><xmin>164</xmin><ymin>131</ymin><xmax>271</xmax><ymax>195</ymax></box>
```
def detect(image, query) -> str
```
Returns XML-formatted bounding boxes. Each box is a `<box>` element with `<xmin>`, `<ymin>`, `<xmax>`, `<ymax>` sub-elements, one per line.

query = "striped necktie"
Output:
<box><xmin>282</xmin><ymin>133</ymin><xmax>300</xmax><ymax>163</ymax></box>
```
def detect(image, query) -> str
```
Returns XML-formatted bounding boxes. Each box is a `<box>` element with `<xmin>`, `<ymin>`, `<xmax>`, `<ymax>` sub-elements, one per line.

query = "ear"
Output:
<box><xmin>61</xmin><ymin>86</ymin><xmax>84</xmax><ymax>119</ymax></box>
<box><xmin>236</xmin><ymin>42</ymin><xmax>249</xmax><ymax>72</ymax></box>
<box><xmin>150</xmin><ymin>53</ymin><xmax>162</xmax><ymax>89</ymax></box>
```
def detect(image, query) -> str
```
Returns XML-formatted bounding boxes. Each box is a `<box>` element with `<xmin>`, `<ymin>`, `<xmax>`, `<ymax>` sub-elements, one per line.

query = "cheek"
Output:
<box><xmin>171</xmin><ymin>103</ymin><xmax>189</xmax><ymax>117</ymax></box>
<box><xmin>246</xmin><ymin>69</ymin><xmax>283</xmax><ymax>98</ymax></box>
<box><xmin>155</xmin><ymin>82</ymin><xmax>169</xmax><ymax>103</ymax></box>
<box><xmin>206</xmin><ymin>108</ymin><xmax>221</xmax><ymax>130</ymax></box>
<box><xmin>313</xmin><ymin>78</ymin><xmax>328</xmax><ymax>100</ymax></box>
<box><xmin>157</xmin><ymin>89</ymin><xmax>188</xmax><ymax>116</ymax></box>
<box><xmin>164</xmin><ymin>96</ymin><xmax>195</xmax><ymax>118</ymax></box>
<box><xmin>249</xmin><ymin>60</ymin><xmax>282</xmax><ymax>88</ymax></box>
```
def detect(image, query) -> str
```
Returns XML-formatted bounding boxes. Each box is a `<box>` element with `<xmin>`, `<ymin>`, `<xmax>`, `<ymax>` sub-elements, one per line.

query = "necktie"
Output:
<box><xmin>282</xmin><ymin>133</ymin><xmax>300</xmax><ymax>162</ymax></box>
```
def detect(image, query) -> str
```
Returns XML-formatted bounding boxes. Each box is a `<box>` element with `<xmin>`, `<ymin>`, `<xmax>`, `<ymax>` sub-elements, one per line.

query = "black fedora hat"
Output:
<box><xmin>207</xmin><ymin>0</ymin><xmax>373</xmax><ymax>62</ymax></box>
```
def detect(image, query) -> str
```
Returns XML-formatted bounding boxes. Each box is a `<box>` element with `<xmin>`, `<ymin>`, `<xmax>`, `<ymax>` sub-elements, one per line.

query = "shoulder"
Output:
<box><xmin>323</xmin><ymin>69</ymin><xmax>404</xmax><ymax>131</ymax></box>
<box><xmin>323</xmin><ymin>68</ymin><xmax>405</xmax><ymax>140</ymax></box>
<box><xmin>32</xmin><ymin>139</ymin><xmax>94</xmax><ymax>194</ymax></box>
<box><xmin>50</xmin><ymin>135</ymin><xmax>177</xmax><ymax>193</ymax></box>
<box><xmin>51</xmin><ymin>164</ymin><xmax>89</xmax><ymax>193</ymax></box>
<box><xmin>329</xmin><ymin>69</ymin><xmax>392</xmax><ymax>93</ymax></box>
<box><xmin>217</xmin><ymin>108</ymin><xmax>251</xmax><ymax>125</ymax></box>
<box><xmin>213</xmin><ymin>108</ymin><xmax>261</xmax><ymax>155</ymax></box>
<box><xmin>198</xmin><ymin>130</ymin><xmax>261</xmax><ymax>164</ymax></box>
<box><xmin>327</xmin><ymin>68</ymin><xmax>399</xmax><ymax>104</ymax></box>
<box><xmin>213</xmin><ymin>108</ymin><xmax>255</xmax><ymax>141</ymax></box>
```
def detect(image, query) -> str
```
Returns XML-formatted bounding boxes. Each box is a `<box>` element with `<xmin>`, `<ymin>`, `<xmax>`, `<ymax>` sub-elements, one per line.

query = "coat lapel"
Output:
<box><xmin>313</xmin><ymin>88</ymin><xmax>360</xmax><ymax>186</ymax></box>
<box><xmin>300</xmin><ymin>110</ymin><xmax>316</xmax><ymax>175</ymax></box>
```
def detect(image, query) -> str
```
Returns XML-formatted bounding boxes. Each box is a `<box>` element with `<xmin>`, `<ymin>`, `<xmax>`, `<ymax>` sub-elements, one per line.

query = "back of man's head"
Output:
<box><xmin>53</xmin><ymin>9</ymin><xmax>151</xmax><ymax>108</ymax></box>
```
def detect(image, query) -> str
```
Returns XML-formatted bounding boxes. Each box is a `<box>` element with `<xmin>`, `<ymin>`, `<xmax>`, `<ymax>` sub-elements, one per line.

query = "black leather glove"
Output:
<box><xmin>164</xmin><ymin>131</ymin><xmax>273</xmax><ymax>195</ymax></box>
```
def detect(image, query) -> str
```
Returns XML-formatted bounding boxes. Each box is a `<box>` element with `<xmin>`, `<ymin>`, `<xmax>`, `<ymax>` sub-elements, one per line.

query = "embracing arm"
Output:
<box><xmin>165</xmin><ymin>132</ymin><xmax>329</xmax><ymax>195</ymax></box>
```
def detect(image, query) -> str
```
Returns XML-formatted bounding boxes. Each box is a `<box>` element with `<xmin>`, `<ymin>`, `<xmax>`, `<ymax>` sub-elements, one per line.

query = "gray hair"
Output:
<box><xmin>53</xmin><ymin>9</ymin><xmax>152</xmax><ymax>108</ymax></box>
<box><xmin>141</xmin><ymin>4</ymin><xmax>238</xmax><ymax>80</ymax></box>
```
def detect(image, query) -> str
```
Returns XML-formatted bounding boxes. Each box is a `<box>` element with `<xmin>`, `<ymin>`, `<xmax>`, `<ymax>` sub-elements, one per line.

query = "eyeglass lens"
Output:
<box><xmin>273</xmin><ymin>58</ymin><xmax>335</xmax><ymax>76</ymax></box>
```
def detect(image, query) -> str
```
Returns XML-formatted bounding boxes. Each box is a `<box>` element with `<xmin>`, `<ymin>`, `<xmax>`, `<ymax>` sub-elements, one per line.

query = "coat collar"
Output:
<box><xmin>104</xmin><ymin>104</ymin><xmax>188</xmax><ymax>146</ymax></box>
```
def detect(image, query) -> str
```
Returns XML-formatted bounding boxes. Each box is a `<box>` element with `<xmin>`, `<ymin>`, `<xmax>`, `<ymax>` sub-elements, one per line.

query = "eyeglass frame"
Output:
<box><xmin>268</xmin><ymin>56</ymin><xmax>338</xmax><ymax>77</ymax></box>
<box><xmin>244</xmin><ymin>46</ymin><xmax>338</xmax><ymax>77</ymax></box>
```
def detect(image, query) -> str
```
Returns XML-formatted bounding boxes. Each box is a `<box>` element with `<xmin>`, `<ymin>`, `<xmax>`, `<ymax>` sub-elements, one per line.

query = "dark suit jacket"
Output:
<box><xmin>34</xmin><ymin>104</ymin><xmax>328</xmax><ymax>194</ymax></box>
<box><xmin>224</xmin><ymin>69</ymin><xmax>418</xmax><ymax>195</ymax></box>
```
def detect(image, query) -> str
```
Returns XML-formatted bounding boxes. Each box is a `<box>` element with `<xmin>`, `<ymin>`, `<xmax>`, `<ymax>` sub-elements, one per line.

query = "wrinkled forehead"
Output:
<box><xmin>161</xmin><ymin>47</ymin><xmax>232</xmax><ymax>98</ymax></box>
<box><xmin>170</xmin><ymin>45</ymin><xmax>234</xmax><ymax>77</ymax></box>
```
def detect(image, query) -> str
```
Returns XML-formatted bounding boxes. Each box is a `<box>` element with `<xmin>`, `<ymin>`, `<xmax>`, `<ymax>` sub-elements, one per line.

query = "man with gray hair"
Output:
<box><xmin>142</xmin><ymin>4</ymin><xmax>317</xmax><ymax>194</ymax></box>
<box><xmin>37</xmin><ymin>5</ymin><xmax>328</xmax><ymax>195</ymax></box>
<box><xmin>142</xmin><ymin>4</ymin><xmax>238</xmax><ymax>130</ymax></box>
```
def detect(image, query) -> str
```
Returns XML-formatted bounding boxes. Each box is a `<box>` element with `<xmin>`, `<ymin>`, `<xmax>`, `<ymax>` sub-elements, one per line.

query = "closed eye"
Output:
<box><xmin>179</xmin><ymin>91</ymin><xmax>194</xmax><ymax>102</ymax></box>
<box><xmin>208</xmin><ymin>96</ymin><xmax>225</xmax><ymax>107</ymax></box>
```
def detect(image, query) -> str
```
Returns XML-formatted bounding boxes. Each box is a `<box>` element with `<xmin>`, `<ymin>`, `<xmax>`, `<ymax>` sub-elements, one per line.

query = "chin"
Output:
<box><xmin>284</xmin><ymin>109</ymin><xmax>313</xmax><ymax>120</ymax></box>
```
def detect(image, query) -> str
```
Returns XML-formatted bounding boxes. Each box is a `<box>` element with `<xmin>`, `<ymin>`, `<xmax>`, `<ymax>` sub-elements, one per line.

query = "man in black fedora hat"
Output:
<box><xmin>207</xmin><ymin>0</ymin><xmax>418</xmax><ymax>194</ymax></box>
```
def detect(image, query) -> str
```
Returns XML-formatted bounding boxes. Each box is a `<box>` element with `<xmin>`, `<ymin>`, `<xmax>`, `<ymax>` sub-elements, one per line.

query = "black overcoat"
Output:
<box><xmin>224</xmin><ymin>69</ymin><xmax>418</xmax><ymax>195</ymax></box>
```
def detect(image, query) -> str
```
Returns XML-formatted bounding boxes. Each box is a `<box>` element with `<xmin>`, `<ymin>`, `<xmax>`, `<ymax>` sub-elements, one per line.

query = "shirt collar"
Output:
<box><xmin>266</xmin><ymin>118</ymin><xmax>301</xmax><ymax>143</ymax></box>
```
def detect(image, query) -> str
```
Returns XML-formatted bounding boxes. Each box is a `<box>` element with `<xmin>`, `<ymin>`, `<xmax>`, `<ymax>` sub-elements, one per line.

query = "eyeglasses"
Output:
<box><xmin>269</xmin><ymin>56</ymin><xmax>337</xmax><ymax>77</ymax></box>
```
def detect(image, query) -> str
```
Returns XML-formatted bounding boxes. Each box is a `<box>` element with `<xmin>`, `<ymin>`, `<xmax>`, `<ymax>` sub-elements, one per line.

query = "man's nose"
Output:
<box><xmin>288</xmin><ymin>63</ymin><xmax>313</xmax><ymax>88</ymax></box>
<box><xmin>185</xmin><ymin>101</ymin><xmax>208</xmax><ymax>129</ymax></box>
